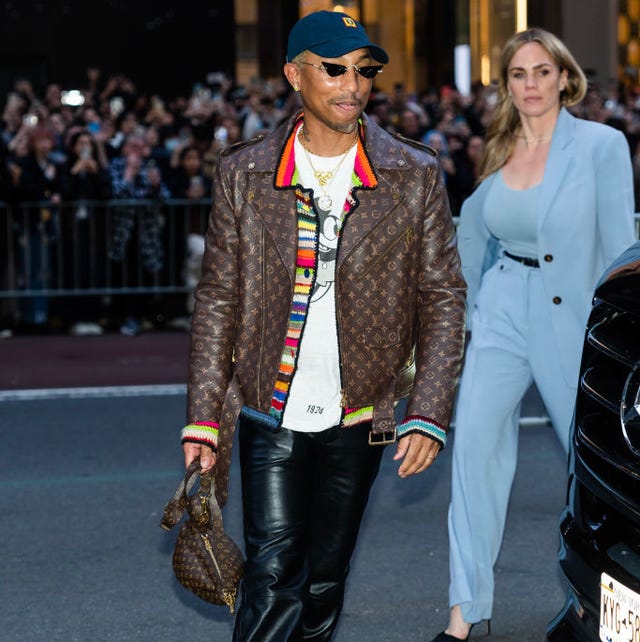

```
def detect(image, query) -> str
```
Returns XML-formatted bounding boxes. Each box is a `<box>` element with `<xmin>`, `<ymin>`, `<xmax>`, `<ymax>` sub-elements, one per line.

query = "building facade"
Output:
<box><xmin>0</xmin><ymin>1</ymin><xmax>632</xmax><ymax>102</ymax></box>
<box><xmin>235</xmin><ymin>0</ymin><xmax>624</xmax><ymax>95</ymax></box>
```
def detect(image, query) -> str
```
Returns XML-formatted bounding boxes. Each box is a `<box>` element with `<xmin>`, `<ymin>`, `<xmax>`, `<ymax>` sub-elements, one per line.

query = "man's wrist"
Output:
<box><xmin>397</xmin><ymin>415</ymin><xmax>447</xmax><ymax>448</ymax></box>
<box><xmin>181</xmin><ymin>421</ymin><xmax>219</xmax><ymax>451</ymax></box>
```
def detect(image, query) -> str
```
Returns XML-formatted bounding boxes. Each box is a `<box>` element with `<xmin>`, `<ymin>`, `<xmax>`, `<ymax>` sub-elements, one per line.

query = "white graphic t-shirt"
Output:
<box><xmin>281</xmin><ymin>134</ymin><xmax>357</xmax><ymax>432</ymax></box>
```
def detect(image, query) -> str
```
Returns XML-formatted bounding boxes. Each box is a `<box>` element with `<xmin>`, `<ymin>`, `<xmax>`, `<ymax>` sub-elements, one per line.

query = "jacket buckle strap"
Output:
<box><xmin>368</xmin><ymin>428</ymin><xmax>397</xmax><ymax>446</ymax></box>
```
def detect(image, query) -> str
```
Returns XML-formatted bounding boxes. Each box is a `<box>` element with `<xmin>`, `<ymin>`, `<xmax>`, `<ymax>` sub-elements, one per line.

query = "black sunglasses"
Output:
<box><xmin>301</xmin><ymin>61</ymin><xmax>383</xmax><ymax>79</ymax></box>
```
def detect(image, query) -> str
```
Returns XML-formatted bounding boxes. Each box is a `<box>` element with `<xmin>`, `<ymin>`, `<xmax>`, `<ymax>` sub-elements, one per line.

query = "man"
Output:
<box><xmin>181</xmin><ymin>10</ymin><xmax>466</xmax><ymax>641</ymax></box>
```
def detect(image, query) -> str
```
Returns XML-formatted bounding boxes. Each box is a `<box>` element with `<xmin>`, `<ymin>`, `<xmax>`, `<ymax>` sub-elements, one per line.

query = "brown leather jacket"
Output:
<box><xmin>186</xmin><ymin>113</ymin><xmax>466</xmax><ymax>503</ymax></box>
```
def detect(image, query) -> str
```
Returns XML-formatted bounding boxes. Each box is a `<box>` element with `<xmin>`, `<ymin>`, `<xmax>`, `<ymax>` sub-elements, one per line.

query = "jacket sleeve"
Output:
<box><xmin>181</xmin><ymin>156</ymin><xmax>239</xmax><ymax>450</ymax></box>
<box><xmin>594</xmin><ymin>128</ymin><xmax>636</xmax><ymax>265</ymax></box>
<box><xmin>456</xmin><ymin>177</ymin><xmax>496</xmax><ymax>331</ymax></box>
<box><xmin>397</xmin><ymin>160</ymin><xmax>467</xmax><ymax>447</ymax></box>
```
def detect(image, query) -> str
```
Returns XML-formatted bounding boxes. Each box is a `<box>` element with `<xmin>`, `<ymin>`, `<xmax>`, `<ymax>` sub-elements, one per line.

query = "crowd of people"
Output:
<box><xmin>0</xmin><ymin>69</ymin><xmax>298</xmax><ymax>207</ymax></box>
<box><xmin>1</xmin><ymin>64</ymin><xmax>640</xmax><ymax>337</ymax></box>
<box><xmin>5</xmin><ymin>65</ymin><xmax>640</xmax><ymax>212</ymax></box>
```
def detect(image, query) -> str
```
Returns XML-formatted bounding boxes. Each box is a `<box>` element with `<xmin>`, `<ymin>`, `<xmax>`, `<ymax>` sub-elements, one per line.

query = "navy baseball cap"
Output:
<box><xmin>286</xmin><ymin>11</ymin><xmax>389</xmax><ymax>64</ymax></box>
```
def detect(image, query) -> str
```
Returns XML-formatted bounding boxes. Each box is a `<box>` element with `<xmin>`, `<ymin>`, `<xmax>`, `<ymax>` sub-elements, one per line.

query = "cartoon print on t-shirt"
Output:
<box><xmin>312</xmin><ymin>199</ymin><xmax>340</xmax><ymax>302</ymax></box>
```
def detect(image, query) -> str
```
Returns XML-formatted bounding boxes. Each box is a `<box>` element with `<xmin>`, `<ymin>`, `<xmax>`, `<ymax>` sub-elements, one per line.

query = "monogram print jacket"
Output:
<box><xmin>182</xmin><ymin>113</ymin><xmax>466</xmax><ymax>502</ymax></box>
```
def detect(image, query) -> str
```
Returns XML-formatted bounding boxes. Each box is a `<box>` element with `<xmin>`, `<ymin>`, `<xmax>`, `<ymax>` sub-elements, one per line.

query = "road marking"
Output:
<box><xmin>0</xmin><ymin>470</ymin><xmax>184</xmax><ymax>488</ymax></box>
<box><xmin>0</xmin><ymin>383</ymin><xmax>187</xmax><ymax>401</ymax></box>
<box><xmin>1</xmin><ymin>386</ymin><xmax>551</xmax><ymax>429</ymax></box>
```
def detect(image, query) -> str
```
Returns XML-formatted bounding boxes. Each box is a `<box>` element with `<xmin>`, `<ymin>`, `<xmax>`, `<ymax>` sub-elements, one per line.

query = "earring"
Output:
<box><xmin>293</xmin><ymin>86</ymin><xmax>299</xmax><ymax>92</ymax></box>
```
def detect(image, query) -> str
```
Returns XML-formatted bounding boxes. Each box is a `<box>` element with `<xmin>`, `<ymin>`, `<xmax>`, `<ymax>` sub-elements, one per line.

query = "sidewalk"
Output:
<box><xmin>0</xmin><ymin>330</ymin><xmax>189</xmax><ymax>391</ymax></box>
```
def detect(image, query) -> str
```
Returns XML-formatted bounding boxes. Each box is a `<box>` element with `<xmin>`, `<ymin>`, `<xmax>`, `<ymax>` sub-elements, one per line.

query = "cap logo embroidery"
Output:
<box><xmin>342</xmin><ymin>17</ymin><xmax>357</xmax><ymax>28</ymax></box>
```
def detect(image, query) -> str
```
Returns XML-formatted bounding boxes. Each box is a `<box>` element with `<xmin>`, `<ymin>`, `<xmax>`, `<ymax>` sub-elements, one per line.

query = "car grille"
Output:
<box><xmin>575</xmin><ymin>299</ymin><xmax>640</xmax><ymax>523</ymax></box>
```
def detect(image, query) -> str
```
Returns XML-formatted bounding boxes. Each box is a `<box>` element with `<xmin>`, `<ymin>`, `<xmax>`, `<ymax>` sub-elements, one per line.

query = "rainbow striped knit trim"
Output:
<box><xmin>269</xmin><ymin>188</ymin><xmax>317</xmax><ymax>420</ymax></box>
<box><xmin>269</xmin><ymin>115</ymin><xmax>377</xmax><ymax>426</ymax></box>
<box><xmin>397</xmin><ymin>415</ymin><xmax>447</xmax><ymax>447</ymax></box>
<box><xmin>274</xmin><ymin>114</ymin><xmax>377</xmax><ymax>191</ymax></box>
<box><xmin>180</xmin><ymin>421</ymin><xmax>219</xmax><ymax>451</ymax></box>
<box><xmin>343</xmin><ymin>406</ymin><xmax>374</xmax><ymax>427</ymax></box>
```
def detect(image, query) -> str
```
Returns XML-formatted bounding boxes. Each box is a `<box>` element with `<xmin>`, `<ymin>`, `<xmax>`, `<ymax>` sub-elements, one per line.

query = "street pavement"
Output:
<box><xmin>0</xmin><ymin>331</ymin><xmax>566</xmax><ymax>641</ymax></box>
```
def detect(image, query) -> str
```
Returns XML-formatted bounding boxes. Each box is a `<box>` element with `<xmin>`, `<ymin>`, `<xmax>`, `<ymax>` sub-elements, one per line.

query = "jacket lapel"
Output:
<box><xmin>538</xmin><ymin>108</ymin><xmax>574</xmax><ymax>230</ymax></box>
<box><xmin>246</xmin><ymin>117</ymin><xmax>302</xmax><ymax>282</ymax></box>
<box><xmin>245</xmin><ymin>113</ymin><xmax>406</xmax><ymax>279</ymax></box>
<box><xmin>336</xmin><ymin>119</ymin><xmax>409</xmax><ymax>265</ymax></box>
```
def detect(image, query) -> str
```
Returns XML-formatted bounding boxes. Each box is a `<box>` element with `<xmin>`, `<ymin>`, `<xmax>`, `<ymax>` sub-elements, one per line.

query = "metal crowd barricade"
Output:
<box><xmin>0</xmin><ymin>198</ymin><xmax>210</xmax><ymax>313</ymax></box>
<box><xmin>1</xmin><ymin>204</ymin><xmax>638</xmax><ymax>315</ymax></box>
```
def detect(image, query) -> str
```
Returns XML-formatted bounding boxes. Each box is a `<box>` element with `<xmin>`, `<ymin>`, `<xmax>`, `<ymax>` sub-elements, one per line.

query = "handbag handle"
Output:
<box><xmin>160</xmin><ymin>458</ymin><xmax>222</xmax><ymax>532</ymax></box>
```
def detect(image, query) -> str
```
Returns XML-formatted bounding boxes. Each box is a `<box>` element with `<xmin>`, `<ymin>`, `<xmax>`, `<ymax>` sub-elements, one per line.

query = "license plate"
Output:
<box><xmin>600</xmin><ymin>572</ymin><xmax>640</xmax><ymax>642</ymax></box>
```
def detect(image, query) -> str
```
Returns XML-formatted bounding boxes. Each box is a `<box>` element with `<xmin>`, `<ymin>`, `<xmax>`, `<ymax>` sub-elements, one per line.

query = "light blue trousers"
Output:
<box><xmin>448</xmin><ymin>257</ymin><xmax>578</xmax><ymax>623</ymax></box>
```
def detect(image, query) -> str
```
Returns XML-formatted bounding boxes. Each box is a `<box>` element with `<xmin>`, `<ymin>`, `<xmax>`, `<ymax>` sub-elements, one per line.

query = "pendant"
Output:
<box><xmin>317</xmin><ymin>195</ymin><xmax>333</xmax><ymax>210</ymax></box>
<box><xmin>315</xmin><ymin>170</ymin><xmax>332</xmax><ymax>187</ymax></box>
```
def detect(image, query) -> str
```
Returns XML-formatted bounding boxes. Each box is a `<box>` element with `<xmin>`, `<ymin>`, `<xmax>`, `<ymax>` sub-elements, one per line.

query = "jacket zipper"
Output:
<box><xmin>353</xmin><ymin>226</ymin><xmax>414</xmax><ymax>282</ymax></box>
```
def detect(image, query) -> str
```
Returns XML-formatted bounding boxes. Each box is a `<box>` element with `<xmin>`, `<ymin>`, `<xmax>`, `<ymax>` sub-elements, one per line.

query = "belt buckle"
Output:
<box><xmin>368</xmin><ymin>428</ymin><xmax>397</xmax><ymax>446</ymax></box>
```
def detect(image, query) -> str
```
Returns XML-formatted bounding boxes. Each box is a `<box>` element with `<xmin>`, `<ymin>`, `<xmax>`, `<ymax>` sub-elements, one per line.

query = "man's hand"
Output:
<box><xmin>393</xmin><ymin>433</ymin><xmax>441</xmax><ymax>477</ymax></box>
<box><xmin>183</xmin><ymin>442</ymin><xmax>216</xmax><ymax>473</ymax></box>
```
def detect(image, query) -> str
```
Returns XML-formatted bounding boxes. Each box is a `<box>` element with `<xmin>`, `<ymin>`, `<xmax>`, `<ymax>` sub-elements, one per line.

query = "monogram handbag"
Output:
<box><xmin>160</xmin><ymin>459</ymin><xmax>244</xmax><ymax>614</ymax></box>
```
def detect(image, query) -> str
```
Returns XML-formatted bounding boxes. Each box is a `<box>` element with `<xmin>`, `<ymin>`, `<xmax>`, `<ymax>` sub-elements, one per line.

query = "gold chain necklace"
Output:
<box><xmin>298</xmin><ymin>128</ymin><xmax>357</xmax><ymax>210</ymax></box>
<box><xmin>516</xmin><ymin>133</ymin><xmax>552</xmax><ymax>144</ymax></box>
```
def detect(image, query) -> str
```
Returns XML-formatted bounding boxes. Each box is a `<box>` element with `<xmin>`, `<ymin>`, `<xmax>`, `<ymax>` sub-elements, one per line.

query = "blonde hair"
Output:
<box><xmin>479</xmin><ymin>27</ymin><xmax>587</xmax><ymax>180</ymax></box>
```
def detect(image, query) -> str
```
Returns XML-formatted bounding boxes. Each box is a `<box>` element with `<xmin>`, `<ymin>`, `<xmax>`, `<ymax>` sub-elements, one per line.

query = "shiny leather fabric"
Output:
<box><xmin>187</xmin><ymin>113</ymin><xmax>466</xmax><ymax>453</ymax></box>
<box><xmin>232</xmin><ymin>418</ymin><xmax>384</xmax><ymax>642</ymax></box>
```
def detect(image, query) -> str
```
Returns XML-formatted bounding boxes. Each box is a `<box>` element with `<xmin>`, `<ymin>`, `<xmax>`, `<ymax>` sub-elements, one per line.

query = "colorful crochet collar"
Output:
<box><xmin>275</xmin><ymin>113</ymin><xmax>378</xmax><ymax>190</ymax></box>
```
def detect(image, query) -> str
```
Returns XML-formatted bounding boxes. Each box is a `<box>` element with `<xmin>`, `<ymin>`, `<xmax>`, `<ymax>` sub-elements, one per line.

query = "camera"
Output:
<box><xmin>109</xmin><ymin>96</ymin><xmax>125</xmax><ymax>117</ymax></box>
<box><xmin>214</xmin><ymin>126</ymin><xmax>228</xmax><ymax>144</ymax></box>
<box><xmin>61</xmin><ymin>89</ymin><xmax>85</xmax><ymax>107</ymax></box>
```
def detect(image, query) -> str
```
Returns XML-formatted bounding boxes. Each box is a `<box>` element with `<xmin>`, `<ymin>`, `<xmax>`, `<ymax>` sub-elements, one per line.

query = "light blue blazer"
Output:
<box><xmin>458</xmin><ymin>107</ymin><xmax>636</xmax><ymax>384</ymax></box>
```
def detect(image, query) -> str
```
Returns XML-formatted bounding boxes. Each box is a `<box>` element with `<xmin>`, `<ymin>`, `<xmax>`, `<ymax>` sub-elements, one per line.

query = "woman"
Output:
<box><xmin>59</xmin><ymin>129</ymin><xmax>112</xmax><ymax>201</ymax></box>
<box><xmin>167</xmin><ymin>143</ymin><xmax>211</xmax><ymax>199</ymax></box>
<box><xmin>166</xmin><ymin>144</ymin><xmax>211</xmax><ymax>316</ymax></box>
<box><xmin>430</xmin><ymin>28</ymin><xmax>636</xmax><ymax>641</ymax></box>
<box><xmin>15</xmin><ymin>125</ymin><xmax>63</xmax><ymax>327</ymax></box>
<box><xmin>58</xmin><ymin>130</ymin><xmax>112</xmax><ymax>334</ymax></box>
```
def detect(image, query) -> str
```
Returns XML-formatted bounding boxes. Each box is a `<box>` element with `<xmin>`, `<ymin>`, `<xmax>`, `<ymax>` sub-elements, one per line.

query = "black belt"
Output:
<box><xmin>504</xmin><ymin>251</ymin><xmax>540</xmax><ymax>268</ymax></box>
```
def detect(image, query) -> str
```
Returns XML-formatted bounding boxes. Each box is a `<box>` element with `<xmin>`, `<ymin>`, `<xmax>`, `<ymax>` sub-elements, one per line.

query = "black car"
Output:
<box><xmin>547</xmin><ymin>240</ymin><xmax>640</xmax><ymax>641</ymax></box>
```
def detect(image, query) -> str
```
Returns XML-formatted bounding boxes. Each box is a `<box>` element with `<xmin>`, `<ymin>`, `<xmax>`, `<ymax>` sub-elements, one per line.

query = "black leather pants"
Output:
<box><xmin>232</xmin><ymin>418</ymin><xmax>384</xmax><ymax>642</ymax></box>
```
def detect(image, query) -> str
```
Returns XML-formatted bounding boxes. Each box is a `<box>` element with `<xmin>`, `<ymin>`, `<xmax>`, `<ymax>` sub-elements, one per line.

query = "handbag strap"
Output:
<box><xmin>160</xmin><ymin>459</ymin><xmax>202</xmax><ymax>531</ymax></box>
<box><xmin>159</xmin><ymin>459</ymin><xmax>224</xmax><ymax>532</ymax></box>
<box><xmin>200</xmin><ymin>471</ymin><xmax>224</xmax><ymax>531</ymax></box>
